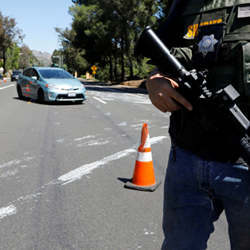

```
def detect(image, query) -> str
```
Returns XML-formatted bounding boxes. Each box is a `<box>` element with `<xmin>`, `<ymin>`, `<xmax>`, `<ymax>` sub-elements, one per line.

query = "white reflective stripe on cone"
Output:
<box><xmin>144</xmin><ymin>135</ymin><xmax>151</xmax><ymax>148</ymax></box>
<box><xmin>137</xmin><ymin>151</ymin><xmax>152</xmax><ymax>162</ymax></box>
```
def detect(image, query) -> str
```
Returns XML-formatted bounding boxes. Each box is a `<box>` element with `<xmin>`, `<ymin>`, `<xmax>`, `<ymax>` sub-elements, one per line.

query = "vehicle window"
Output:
<box><xmin>22</xmin><ymin>69</ymin><xmax>28</xmax><ymax>76</ymax></box>
<box><xmin>23</xmin><ymin>69</ymin><xmax>33</xmax><ymax>77</ymax></box>
<box><xmin>38</xmin><ymin>69</ymin><xmax>74</xmax><ymax>79</ymax></box>
<box><xmin>31</xmin><ymin>69</ymin><xmax>39</xmax><ymax>79</ymax></box>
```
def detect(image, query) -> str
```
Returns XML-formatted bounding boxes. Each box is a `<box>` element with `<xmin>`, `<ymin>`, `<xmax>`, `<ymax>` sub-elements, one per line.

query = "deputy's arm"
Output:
<box><xmin>146</xmin><ymin>72</ymin><xmax>193</xmax><ymax>113</ymax></box>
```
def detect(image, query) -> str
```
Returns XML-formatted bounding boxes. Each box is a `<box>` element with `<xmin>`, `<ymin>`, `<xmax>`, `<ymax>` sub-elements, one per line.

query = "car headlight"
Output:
<box><xmin>45</xmin><ymin>84</ymin><xmax>59</xmax><ymax>90</ymax></box>
<box><xmin>80</xmin><ymin>85</ymin><xmax>86</xmax><ymax>91</ymax></box>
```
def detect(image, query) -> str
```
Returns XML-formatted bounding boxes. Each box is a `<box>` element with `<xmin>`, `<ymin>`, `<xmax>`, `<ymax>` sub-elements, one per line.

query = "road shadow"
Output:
<box><xmin>85</xmin><ymin>86</ymin><xmax>147</xmax><ymax>94</ymax></box>
<box><xmin>12</xmin><ymin>97</ymin><xmax>85</xmax><ymax>106</ymax></box>
<box><xmin>79</xmin><ymin>80</ymin><xmax>108</xmax><ymax>86</ymax></box>
<box><xmin>82</xmin><ymin>80</ymin><xmax>148</xmax><ymax>95</ymax></box>
<box><xmin>117</xmin><ymin>177</ymin><xmax>131</xmax><ymax>184</ymax></box>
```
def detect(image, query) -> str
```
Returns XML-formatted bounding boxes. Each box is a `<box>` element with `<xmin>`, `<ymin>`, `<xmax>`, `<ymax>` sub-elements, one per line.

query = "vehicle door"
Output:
<box><xmin>19</xmin><ymin>68</ymin><xmax>33</xmax><ymax>98</ymax></box>
<box><xmin>29</xmin><ymin>69</ymin><xmax>40</xmax><ymax>98</ymax></box>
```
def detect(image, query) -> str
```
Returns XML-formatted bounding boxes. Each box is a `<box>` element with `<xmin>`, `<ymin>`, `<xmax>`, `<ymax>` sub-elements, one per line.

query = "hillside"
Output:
<box><xmin>32</xmin><ymin>50</ymin><xmax>52</xmax><ymax>66</ymax></box>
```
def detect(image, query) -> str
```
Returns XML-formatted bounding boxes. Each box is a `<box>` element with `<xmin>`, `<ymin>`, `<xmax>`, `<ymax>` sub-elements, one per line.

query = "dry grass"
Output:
<box><xmin>120</xmin><ymin>79</ymin><xmax>146</xmax><ymax>87</ymax></box>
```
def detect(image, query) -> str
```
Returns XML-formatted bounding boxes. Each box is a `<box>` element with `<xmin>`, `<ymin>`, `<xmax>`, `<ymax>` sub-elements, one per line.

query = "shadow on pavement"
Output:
<box><xmin>82</xmin><ymin>80</ymin><xmax>148</xmax><ymax>95</ymax></box>
<box><xmin>12</xmin><ymin>97</ymin><xmax>85</xmax><ymax>106</ymax></box>
<box><xmin>117</xmin><ymin>177</ymin><xmax>132</xmax><ymax>184</ymax></box>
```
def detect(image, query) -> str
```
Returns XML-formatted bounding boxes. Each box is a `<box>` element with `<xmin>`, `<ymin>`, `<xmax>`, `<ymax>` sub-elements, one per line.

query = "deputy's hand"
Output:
<box><xmin>146</xmin><ymin>73</ymin><xmax>193</xmax><ymax>113</ymax></box>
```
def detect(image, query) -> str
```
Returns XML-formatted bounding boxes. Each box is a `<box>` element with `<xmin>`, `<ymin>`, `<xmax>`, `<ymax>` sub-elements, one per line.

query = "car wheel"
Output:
<box><xmin>17</xmin><ymin>85</ymin><xmax>24</xmax><ymax>100</ymax></box>
<box><xmin>37</xmin><ymin>89</ymin><xmax>45</xmax><ymax>103</ymax></box>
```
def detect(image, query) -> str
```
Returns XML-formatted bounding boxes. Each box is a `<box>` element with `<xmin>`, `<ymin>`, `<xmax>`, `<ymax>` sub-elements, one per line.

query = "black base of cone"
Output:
<box><xmin>124</xmin><ymin>179</ymin><xmax>161</xmax><ymax>192</ymax></box>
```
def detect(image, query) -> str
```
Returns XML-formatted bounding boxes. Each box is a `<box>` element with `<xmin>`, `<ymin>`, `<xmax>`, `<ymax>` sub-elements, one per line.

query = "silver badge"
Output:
<box><xmin>198</xmin><ymin>34</ymin><xmax>218</xmax><ymax>57</ymax></box>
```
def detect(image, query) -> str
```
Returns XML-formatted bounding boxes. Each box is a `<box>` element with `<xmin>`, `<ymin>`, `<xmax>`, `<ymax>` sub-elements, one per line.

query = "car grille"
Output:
<box><xmin>56</xmin><ymin>94</ymin><xmax>84</xmax><ymax>100</ymax></box>
<box><xmin>61</xmin><ymin>88</ymin><xmax>79</xmax><ymax>91</ymax></box>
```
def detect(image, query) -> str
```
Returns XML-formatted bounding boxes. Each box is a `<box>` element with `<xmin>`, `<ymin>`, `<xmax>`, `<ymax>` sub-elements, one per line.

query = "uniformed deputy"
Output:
<box><xmin>145</xmin><ymin>0</ymin><xmax>250</xmax><ymax>249</ymax></box>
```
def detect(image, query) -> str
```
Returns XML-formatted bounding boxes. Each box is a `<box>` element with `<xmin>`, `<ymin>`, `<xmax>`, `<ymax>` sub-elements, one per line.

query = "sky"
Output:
<box><xmin>0</xmin><ymin>0</ymin><xmax>74</xmax><ymax>54</ymax></box>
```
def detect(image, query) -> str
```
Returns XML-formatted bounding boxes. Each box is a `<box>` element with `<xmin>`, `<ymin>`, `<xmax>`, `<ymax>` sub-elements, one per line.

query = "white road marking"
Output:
<box><xmin>131</xmin><ymin>124</ymin><xmax>144</xmax><ymax>128</ymax></box>
<box><xmin>93</xmin><ymin>96</ymin><xmax>107</xmax><ymax>104</ymax></box>
<box><xmin>0</xmin><ymin>159</ymin><xmax>21</xmax><ymax>169</ymax></box>
<box><xmin>74</xmin><ymin>135</ymin><xmax>95</xmax><ymax>141</ymax></box>
<box><xmin>56</xmin><ymin>138</ymin><xmax>65</xmax><ymax>143</ymax></box>
<box><xmin>17</xmin><ymin>192</ymin><xmax>43</xmax><ymax>202</ymax></box>
<box><xmin>150</xmin><ymin>136</ymin><xmax>168</xmax><ymax>144</ymax></box>
<box><xmin>77</xmin><ymin>139</ymin><xmax>110</xmax><ymax>147</ymax></box>
<box><xmin>0</xmin><ymin>156</ymin><xmax>34</xmax><ymax>169</ymax></box>
<box><xmin>0</xmin><ymin>169</ymin><xmax>19</xmax><ymax>178</ymax></box>
<box><xmin>0</xmin><ymin>136</ymin><xmax>167</xmax><ymax>221</ymax></box>
<box><xmin>58</xmin><ymin>148</ymin><xmax>136</xmax><ymax>185</ymax></box>
<box><xmin>0</xmin><ymin>84</ymin><xmax>15</xmax><ymax>90</ymax></box>
<box><xmin>0</xmin><ymin>155</ymin><xmax>35</xmax><ymax>180</ymax></box>
<box><xmin>91</xmin><ymin>91</ymin><xmax>150</xmax><ymax>104</ymax></box>
<box><xmin>118</xmin><ymin>122</ymin><xmax>127</xmax><ymax>126</ymax></box>
<box><xmin>58</xmin><ymin>136</ymin><xmax>167</xmax><ymax>185</ymax></box>
<box><xmin>0</xmin><ymin>205</ymin><xmax>17</xmax><ymax>220</ymax></box>
<box><xmin>161</xmin><ymin>126</ymin><xmax>169</xmax><ymax>129</ymax></box>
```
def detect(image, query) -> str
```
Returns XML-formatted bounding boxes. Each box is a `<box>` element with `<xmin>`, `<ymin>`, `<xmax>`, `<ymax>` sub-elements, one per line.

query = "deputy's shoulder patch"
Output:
<box><xmin>184</xmin><ymin>19</ymin><xmax>223</xmax><ymax>39</ymax></box>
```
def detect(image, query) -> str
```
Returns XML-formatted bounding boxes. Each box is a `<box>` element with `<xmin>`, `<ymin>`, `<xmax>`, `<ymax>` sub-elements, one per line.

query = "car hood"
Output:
<box><xmin>44</xmin><ymin>78</ymin><xmax>84</xmax><ymax>88</ymax></box>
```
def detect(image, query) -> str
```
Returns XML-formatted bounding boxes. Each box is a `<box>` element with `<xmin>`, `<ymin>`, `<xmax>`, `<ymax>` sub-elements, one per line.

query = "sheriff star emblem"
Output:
<box><xmin>198</xmin><ymin>34</ymin><xmax>218</xmax><ymax>57</ymax></box>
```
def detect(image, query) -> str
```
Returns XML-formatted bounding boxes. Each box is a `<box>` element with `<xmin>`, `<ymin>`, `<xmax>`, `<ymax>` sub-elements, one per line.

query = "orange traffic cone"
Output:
<box><xmin>125</xmin><ymin>123</ymin><xmax>159</xmax><ymax>192</ymax></box>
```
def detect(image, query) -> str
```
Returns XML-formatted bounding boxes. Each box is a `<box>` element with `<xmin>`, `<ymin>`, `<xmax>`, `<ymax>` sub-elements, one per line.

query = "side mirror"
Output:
<box><xmin>31</xmin><ymin>76</ymin><xmax>38</xmax><ymax>81</ymax></box>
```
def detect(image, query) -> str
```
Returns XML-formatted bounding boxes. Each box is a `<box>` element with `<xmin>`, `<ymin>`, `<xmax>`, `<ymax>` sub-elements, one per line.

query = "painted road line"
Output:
<box><xmin>0</xmin><ymin>136</ymin><xmax>167</xmax><ymax>220</ymax></box>
<box><xmin>74</xmin><ymin>135</ymin><xmax>95</xmax><ymax>141</ymax></box>
<box><xmin>93</xmin><ymin>96</ymin><xmax>107</xmax><ymax>104</ymax></box>
<box><xmin>0</xmin><ymin>205</ymin><xmax>17</xmax><ymax>219</ymax></box>
<box><xmin>58</xmin><ymin>136</ymin><xmax>167</xmax><ymax>185</ymax></box>
<box><xmin>0</xmin><ymin>84</ymin><xmax>15</xmax><ymax>90</ymax></box>
<box><xmin>58</xmin><ymin>148</ymin><xmax>136</xmax><ymax>185</ymax></box>
<box><xmin>91</xmin><ymin>91</ymin><xmax>150</xmax><ymax>104</ymax></box>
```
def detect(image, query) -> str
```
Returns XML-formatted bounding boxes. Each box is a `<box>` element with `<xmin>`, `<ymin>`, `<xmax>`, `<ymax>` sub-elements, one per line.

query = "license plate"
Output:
<box><xmin>68</xmin><ymin>92</ymin><xmax>76</xmax><ymax>97</ymax></box>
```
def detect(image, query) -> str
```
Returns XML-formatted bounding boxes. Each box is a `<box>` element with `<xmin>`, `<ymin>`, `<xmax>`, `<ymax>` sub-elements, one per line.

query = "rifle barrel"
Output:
<box><xmin>144</xmin><ymin>26</ymin><xmax>188</xmax><ymax>77</ymax></box>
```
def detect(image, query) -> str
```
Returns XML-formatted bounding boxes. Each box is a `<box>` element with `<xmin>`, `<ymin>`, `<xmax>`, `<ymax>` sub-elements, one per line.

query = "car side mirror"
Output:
<box><xmin>31</xmin><ymin>76</ymin><xmax>38</xmax><ymax>81</ymax></box>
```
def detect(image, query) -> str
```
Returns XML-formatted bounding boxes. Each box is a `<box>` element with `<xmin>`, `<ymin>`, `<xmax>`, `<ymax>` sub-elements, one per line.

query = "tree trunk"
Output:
<box><xmin>109</xmin><ymin>55</ymin><xmax>113</xmax><ymax>82</ymax></box>
<box><xmin>114</xmin><ymin>55</ymin><xmax>118</xmax><ymax>82</ymax></box>
<box><xmin>128</xmin><ymin>56</ymin><xmax>134</xmax><ymax>79</ymax></box>
<box><xmin>121</xmin><ymin>37</ymin><xmax>125</xmax><ymax>82</ymax></box>
<box><xmin>3</xmin><ymin>49</ymin><xmax>6</xmax><ymax>74</ymax></box>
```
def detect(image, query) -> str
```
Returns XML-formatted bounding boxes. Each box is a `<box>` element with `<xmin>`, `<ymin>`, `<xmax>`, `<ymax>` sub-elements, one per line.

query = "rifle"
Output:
<box><xmin>136</xmin><ymin>26</ymin><xmax>250</xmax><ymax>166</ymax></box>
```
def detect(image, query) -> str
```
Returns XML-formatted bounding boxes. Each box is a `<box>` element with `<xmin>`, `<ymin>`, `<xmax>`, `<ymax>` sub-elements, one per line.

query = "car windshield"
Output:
<box><xmin>13</xmin><ymin>71</ymin><xmax>21</xmax><ymax>75</ymax></box>
<box><xmin>38</xmin><ymin>69</ymin><xmax>74</xmax><ymax>79</ymax></box>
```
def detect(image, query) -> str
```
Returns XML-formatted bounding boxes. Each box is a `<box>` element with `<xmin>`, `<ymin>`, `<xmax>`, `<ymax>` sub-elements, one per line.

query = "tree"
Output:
<box><xmin>55</xmin><ymin>27</ymin><xmax>88</xmax><ymax>74</ymax></box>
<box><xmin>18</xmin><ymin>45</ymin><xmax>39</xmax><ymax>69</ymax></box>
<box><xmin>61</xmin><ymin>0</ymin><xmax>166</xmax><ymax>82</ymax></box>
<box><xmin>72</xmin><ymin>0</ymin><xmax>84</xmax><ymax>4</ymax></box>
<box><xmin>0</xmin><ymin>11</ymin><xmax>23</xmax><ymax>73</ymax></box>
<box><xmin>6</xmin><ymin>43</ymin><xmax>20</xmax><ymax>71</ymax></box>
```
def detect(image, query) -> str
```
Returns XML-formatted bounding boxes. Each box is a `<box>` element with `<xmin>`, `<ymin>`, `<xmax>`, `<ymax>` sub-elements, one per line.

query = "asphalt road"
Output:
<box><xmin>0</xmin><ymin>79</ymin><xmax>229</xmax><ymax>250</ymax></box>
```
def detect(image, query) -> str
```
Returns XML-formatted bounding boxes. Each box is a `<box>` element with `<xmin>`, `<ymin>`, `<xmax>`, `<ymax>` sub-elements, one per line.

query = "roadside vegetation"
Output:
<box><xmin>54</xmin><ymin>0</ymin><xmax>168</xmax><ymax>82</ymax></box>
<box><xmin>0</xmin><ymin>1</ymin><xmax>168</xmax><ymax>82</ymax></box>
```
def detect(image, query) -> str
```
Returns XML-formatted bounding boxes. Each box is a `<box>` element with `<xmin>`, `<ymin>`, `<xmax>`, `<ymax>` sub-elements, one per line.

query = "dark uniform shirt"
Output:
<box><xmin>158</xmin><ymin>0</ymin><xmax>250</xmax><ymax>163</ymax></box>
